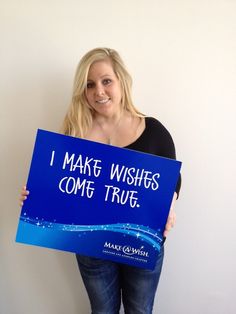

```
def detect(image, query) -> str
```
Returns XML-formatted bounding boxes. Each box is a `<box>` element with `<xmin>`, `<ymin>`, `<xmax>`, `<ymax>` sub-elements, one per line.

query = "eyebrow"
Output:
<box><xmin>87</xmin><ymin>74</ymin><xmax>113</xmax><ymax>81</ymax></box>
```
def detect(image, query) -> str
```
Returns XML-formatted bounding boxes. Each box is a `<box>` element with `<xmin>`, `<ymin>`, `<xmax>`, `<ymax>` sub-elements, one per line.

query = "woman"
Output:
<box><xmin>20</xmin><ymin>47</ymin><xmax>181</xmax><ymax>314</ymax></box>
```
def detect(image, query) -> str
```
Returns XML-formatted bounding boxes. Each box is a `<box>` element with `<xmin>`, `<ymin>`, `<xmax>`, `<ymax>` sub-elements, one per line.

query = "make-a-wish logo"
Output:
<box><xmin>104</xmin><ymin>242</ymin><xmax>149</xmax><ymax>257</ymax></box>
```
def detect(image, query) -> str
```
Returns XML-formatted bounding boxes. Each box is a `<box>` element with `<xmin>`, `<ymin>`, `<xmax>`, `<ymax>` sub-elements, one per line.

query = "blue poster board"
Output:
<box><xmin>16</xmin><ymin>129</ymin><xmax>181</xmax><ymax>270</ymax></box>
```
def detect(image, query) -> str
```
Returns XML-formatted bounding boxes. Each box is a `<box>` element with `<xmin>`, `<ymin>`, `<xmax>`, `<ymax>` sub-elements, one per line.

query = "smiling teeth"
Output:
<box><xmin>97</xmin><ymin>99</ymin><xmax>109</xmax><ymax>104</ymax></box>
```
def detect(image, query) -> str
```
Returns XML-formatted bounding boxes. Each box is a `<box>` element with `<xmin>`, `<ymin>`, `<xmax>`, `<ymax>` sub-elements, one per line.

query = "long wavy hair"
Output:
<box><xmin>61</xmin><ymin>47</ymin><xmax>144</xmax><ymax>137</ymax></box>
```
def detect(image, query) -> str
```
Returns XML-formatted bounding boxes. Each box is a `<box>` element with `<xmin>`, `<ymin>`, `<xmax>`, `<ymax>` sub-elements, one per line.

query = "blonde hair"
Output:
<box><xmin>61</xmin><ymin>47</ymin><xmax>143</xmax><ymax>137</ymax></box>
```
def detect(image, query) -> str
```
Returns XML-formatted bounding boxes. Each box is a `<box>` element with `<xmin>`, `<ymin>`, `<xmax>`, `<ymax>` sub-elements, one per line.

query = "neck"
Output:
<box><xmin>94</xmin><ymin>109</ymin><xmax>124</xmax><ymax>126</ymax></box>
<box><xmin>94</xmin><ymin>109</ymin><xmax>125</xmax><ymax>145</ymax></box>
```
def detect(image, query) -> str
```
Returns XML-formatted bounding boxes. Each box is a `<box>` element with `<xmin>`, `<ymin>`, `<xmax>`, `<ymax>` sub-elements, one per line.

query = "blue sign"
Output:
<box><xmin>16</xmin><ymin>129</ymin><xmax>181</xmax><ymax>269</ymax></box>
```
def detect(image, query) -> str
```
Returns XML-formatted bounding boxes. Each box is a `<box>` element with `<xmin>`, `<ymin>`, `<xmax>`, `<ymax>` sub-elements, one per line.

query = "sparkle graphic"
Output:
<box><xmin>19</xmin><ymin>216</ymin><xmax>163</xmax><ymax>251</ymax></box>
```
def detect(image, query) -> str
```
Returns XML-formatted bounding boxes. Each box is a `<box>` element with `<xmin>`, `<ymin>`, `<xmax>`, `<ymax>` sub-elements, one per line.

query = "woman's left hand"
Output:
<box><xmin>163</xmin><ymin>192</ymin><xmax>177</xmax><ymax>238</ymax></box>
<box><xmin>163</xmin><ymin>208</ymin><xmax>176</xmax><ymax>237</ymax></box>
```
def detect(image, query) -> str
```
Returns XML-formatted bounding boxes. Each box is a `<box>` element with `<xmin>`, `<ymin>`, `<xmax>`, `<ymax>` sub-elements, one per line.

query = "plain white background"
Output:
<box><xmin>1</xmin><ymin>1</ymin><xmax>236</xmax><ymax>313</ymax></box>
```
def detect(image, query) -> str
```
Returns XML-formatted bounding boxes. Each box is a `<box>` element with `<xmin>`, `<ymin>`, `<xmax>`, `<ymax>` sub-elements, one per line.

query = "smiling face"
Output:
<box><xmin>85</xmin><ymin>59</ymin><xmax>122</xmax><ymax>118</ymax></box>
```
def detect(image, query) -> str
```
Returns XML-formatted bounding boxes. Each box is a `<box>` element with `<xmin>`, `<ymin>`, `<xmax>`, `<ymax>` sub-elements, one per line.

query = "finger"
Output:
<box><xmin>165</xmin><ymin>222</ymin><xmax>172</xmax><ymax>232</ymax></box>
<box><xmin>163</xmin><ymin>229</ymin><xmax>169</xmax><ymax>238</ymax></box>
<box><xmin>19</xmin><ymin>197</ymin><xmax>26</xmax><ymax>207</ymax></box>
<box><xmin>163</xmin><ymin>224</ymin><xmax>171</xmax><ymax>237</ymax></box>
<box><xmin>168</xmin><ymin>217</ymin><xmax>175</xmax><ymax>228</ymax></box>
<box><xmin>21</xmin><ymin>187</ymin><xmax>29</xmax><ymax>196</ymax></box>
<box><xmin>172</xmin><ymin>213</ymin><xmax>176</xmax><ymax>227</ymax></box>
<box><xmin>21</xmin><ymin>191</ymin><xmax>28</xmax><ymax>197</ymax></box>
<box><xmin>168</xmin><ymin>211</ymin><xmax>176</xmax><ymax>227</ymax></box>
<box><xmin>20</xmin><ymin>195</ymin><xmax>28</xmax><ymax>201</ymax></box>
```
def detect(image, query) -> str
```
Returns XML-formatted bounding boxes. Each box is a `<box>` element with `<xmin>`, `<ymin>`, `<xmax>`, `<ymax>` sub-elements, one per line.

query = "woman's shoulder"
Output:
<box><xmin>144</xmin><ymin>116</ymin><xmax>172</xmax><ymax>136</ymax></box>
<box><xmin>144</xmin><ymin>116</ymin><xmax>176</xmax><ymax>157</ymax></box>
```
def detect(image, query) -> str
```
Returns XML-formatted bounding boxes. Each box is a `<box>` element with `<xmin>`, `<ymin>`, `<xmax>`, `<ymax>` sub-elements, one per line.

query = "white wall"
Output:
<box><xmin>1</xmin><ymin>1</ymin><xmax>236</xmax><ymax>313</ymax></box>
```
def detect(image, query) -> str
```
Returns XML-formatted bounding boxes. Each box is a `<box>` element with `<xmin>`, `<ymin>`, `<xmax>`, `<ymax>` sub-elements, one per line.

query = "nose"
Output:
<box><xmin>95</xmin><ymin>83</ymin><xmax>105</xmax><ymax>96</ymax></box>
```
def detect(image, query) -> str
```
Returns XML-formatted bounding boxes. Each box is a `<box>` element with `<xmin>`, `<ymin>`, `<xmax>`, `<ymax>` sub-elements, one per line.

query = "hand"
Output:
<box><xmin>19</xmin><ymin>185</ymin><xmax>29</xmax><ymax>207</ymax></box>
<box><xmin>163</xmin><ymin>208</ymin><xmax>176</xmax><ymax>238</ymax></box>
<box><xmin>163</xmin><ymin>192</ymin><xmax>177</xmax><ymax>238</ymax></box>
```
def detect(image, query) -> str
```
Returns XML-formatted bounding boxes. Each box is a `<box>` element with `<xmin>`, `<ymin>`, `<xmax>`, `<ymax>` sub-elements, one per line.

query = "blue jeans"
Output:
<box><xmin>76</xmin><ymin>246</ymin><xmax>164</xmax><ymax>314</ymax></box>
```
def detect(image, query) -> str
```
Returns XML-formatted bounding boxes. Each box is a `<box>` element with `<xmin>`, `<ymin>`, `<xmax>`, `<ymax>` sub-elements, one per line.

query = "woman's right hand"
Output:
<box><xmin>19</xmin><ymin>186</ymin><xmax>29</xmax><ymax>207</ymax></box>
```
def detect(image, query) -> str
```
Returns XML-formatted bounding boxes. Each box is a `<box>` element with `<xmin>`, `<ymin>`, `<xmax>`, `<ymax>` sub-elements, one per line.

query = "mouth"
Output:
<box><xmin>96</xmin><ymin>98</ymin><xmax>110</xmax><ymax>104</ymax></box>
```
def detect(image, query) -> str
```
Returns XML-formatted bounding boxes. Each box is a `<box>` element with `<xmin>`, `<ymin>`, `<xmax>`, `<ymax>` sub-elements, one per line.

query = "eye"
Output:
<box><xmin>103</xmin><ymin>79</ymin><xmax>112</xmax><ymax>85</ymax></box>
<box><xmin>87</xmin><ymin>82</ymin><xmax>95</xmax><ymax>89</ymax></box>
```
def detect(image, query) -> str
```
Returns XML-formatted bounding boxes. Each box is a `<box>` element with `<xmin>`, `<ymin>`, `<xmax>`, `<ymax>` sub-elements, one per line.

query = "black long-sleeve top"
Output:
<box><xmin>124</xmin><ymin>116</ymin><xmax>181</xmax><ymax>197</ymax></box>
